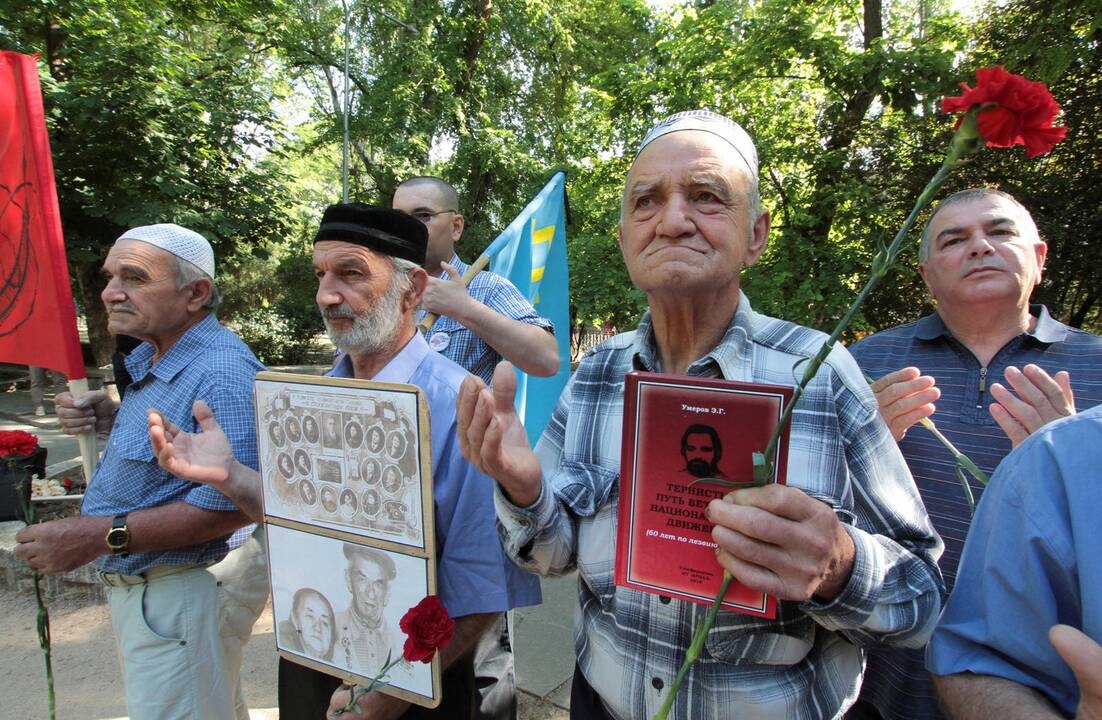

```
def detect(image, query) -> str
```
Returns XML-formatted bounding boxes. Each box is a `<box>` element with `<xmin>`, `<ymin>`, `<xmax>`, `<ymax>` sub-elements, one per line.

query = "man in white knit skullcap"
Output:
<box><xmin>16</xmin><ymin>223</ymin><xmax>267</xmax><ymax>720</ymax></box>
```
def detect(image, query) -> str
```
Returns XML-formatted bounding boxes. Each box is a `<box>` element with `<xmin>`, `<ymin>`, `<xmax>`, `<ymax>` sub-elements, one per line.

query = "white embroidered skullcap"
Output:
<box><xmin>637</xmin><ymin>109</ymin><xmax>758</xmax><ymax>178</ymax></box>
<box><xmin>117</xmin><ymin>223</ymin><xmax>216</xmax><ymax>280</ymax></box>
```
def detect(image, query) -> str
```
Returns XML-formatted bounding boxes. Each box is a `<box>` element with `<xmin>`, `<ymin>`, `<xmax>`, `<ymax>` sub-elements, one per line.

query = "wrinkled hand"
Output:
<box><xmin>14</xmin><ymin>516</ymin><xmax>108</xmax><ymax>574</ymax></box>
<box><xmin>1050</xmin><ymin>625</ymin><xmax>1102</xmax><ymax>720</ymax></box>
<box><xmin>148</xmin><ymin>401</ymin><xmax>234</xmax><ymax>487</ymax></box>
<box><xmin>706</xmin><ymin>484</ymin><xmax>855</xmax><ymax>602</ymax></box>
<box><xmin>327</xmin><ymin>683</ymin><xmax>405</xmax><ymax>720</ymax></box>
<box><xmin>869</xmin><ymin>367</ymin><xmax>940</xmax><ymax>441</ymax></box>
<box><xmin>420</xmin><ymin>262</ymin><xmax>472</xmax><ymax>318</ymax></box>
<box><xmin>457</xmin><ymin>361</ymin><xmax>542</xmax><ymax>506</ymax></box>
<box><xmin>54</xmin><ymin>390</ymin><xmax>116</xmax><ymax>435</ymax></box>
<box><xmin>989</xmin><ymin>364</ymin><xmax>1075</xmax><ymax>447</ymax></box>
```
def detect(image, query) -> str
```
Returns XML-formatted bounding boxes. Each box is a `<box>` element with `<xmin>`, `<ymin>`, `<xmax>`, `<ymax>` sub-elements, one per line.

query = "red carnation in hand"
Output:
<box><xmin>0</xmin><ymin>430</ymin><xmax>39</xmax><ymax>457</ymax></box>
<box><xmin>399</xmin><ymin>595</ymin><xmax>454</xmax><ymax>663</ymax></box>
<box><xmin>942</xmin><ymin>66</ymin><xmax>1066</xmax><ymax>157</ymax></box>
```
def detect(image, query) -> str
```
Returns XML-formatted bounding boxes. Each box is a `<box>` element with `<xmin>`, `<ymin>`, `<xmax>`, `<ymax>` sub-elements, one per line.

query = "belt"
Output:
<box><xmin>97</xmin><ymin>563</ymin><xmax>209</xmax><ymax>587</ymax></box>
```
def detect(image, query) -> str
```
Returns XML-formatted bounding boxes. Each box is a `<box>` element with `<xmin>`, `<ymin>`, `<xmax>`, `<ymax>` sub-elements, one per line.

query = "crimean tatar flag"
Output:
<box><xmin>0</xmin><ymin>52</ymin><xmax>85</xmax><ymax>380</ymax></box>
<box><xmin>486</xmin><ymin>171</ymin><xmax>570</xmax><ymax>444</ymax></box>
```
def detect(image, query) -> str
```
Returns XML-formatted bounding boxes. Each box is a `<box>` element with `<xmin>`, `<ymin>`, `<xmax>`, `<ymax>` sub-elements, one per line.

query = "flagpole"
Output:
<box><xmin>341</xmin><ymin>0</ymin><xmax>351</xmax><ymax>203</ymax></box>
<box><xmin>67</xmin><ymin>378</ymin><xmax>98</xmax><ymax>485</ymax></box>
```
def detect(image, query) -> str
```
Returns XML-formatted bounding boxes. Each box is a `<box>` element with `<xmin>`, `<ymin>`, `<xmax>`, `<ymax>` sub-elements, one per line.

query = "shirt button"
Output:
<box><xmin>652</xmin><ymin>677</ymin><xmax>664</xmax><ymax>690</ymax></box>
<box><xmin>659</xmin><ymin>595</ymin><xmax>671</xmax><ymax>604</ymax></box>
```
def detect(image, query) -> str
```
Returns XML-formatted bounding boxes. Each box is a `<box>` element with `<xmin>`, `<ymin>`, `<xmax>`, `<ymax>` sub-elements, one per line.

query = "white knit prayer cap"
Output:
<box><xmin>637</xmin><ymin>109</ymin><xmax>758</xmax><ymax>178</ymax></box>
<box><xmin>117</xmin><ymin>224</ymin><xmax>216</xmax><ymax>280</ymax></box>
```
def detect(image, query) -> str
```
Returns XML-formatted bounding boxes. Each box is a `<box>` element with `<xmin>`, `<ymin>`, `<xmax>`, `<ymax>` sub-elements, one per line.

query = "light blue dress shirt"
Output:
<box><xmin>329</xmin><ymin>331</ymin><xmax>541</xmax><ymax>617</ymax></box>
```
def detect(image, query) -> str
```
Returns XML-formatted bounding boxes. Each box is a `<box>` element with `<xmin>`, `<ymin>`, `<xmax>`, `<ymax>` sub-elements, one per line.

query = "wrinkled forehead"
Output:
<box><xmin>313</xmin><ymin>239</ymin><xmax>386</xmax><ymax>266</ymax></box>
<box><xmin>931</xmin><ymin>195</ymin><xmax>1038</xmax><ymax>239</ymax></box>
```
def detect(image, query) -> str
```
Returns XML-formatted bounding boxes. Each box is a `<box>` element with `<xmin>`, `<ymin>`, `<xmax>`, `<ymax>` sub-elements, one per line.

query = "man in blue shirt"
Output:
<box><xmin>393</xmin><ymin>175</ymin><xmax>558</xmax><ymax>720</ymax></box>
<box><xmin>850</xmin><ymin>188</ymin><xmax>1102</xmax><ymax>720</ymax></box>
<box><xmin>393</xmin><ymin>176</ymin><xmax>558</xmax><ymax>384</ymax></box>
<box><xmin>928</xmin><ymin>405</ymin><xmax>1102</xmax><ymax>719</ymax></box>
<box><xmin>15</xmin><ymin>223</ymin><xmax>264</xmax><ymax>720</ymax></box>
<box><xmin>150</xmin><ymin>205</ymin><xmax>541</xmax><ymax>720</ymax></box>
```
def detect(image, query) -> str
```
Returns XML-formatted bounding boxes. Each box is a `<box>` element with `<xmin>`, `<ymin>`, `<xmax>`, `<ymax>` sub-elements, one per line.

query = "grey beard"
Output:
<box><xmin>323</xmin><ymin>278</ymin><xmax>405</xmax><ymax>356</ymax></box>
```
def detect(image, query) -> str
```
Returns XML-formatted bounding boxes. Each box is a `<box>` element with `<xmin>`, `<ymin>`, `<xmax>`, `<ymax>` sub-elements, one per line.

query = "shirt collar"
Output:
<box><xmin>329</xmin><ymin>332</ymin><xmax>429</xmax><ymax>384</ymax></box>
<box><xmin>918</xmin><ymin>304</ymin><xmax>1067</xmax><ymax>344</ymax></box>
<box><xmin>631</xmin><ymin>291</ymin><xmax>753</xmax><ymax>376</ymax></box>
<box><xmin>124</xmin><ymin>313</ymin><xmax>220</xmax><ymax>384</ymax></box>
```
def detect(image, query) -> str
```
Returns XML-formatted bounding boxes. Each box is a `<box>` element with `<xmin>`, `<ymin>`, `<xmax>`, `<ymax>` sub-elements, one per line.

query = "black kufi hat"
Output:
<box><xmin>314</xmin><ymin>204</ymin><xmax>427</xmax><ymax>266</ymax></box>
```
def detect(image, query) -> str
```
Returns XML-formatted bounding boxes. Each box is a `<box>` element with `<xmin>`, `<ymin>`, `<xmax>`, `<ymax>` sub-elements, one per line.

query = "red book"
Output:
<box><xmin>615</xmin><ymin>371</ymin><xmax>793</xmax><ymax>618</ymax></box>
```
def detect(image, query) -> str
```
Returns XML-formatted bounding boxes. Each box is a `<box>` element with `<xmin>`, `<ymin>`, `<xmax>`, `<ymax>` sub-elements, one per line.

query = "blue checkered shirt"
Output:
<box><xmin>81</xmin><ymin>314</ymin><xmax>264</xmax><ymax>575</ymax></box>
<box><xmin>416</xmin><ymin>254</ymin><xmax>554</xmax><ymax>383</ymax></box>
<box><xmin>850</xmin><ymin>305</ymin><xmax>1102</xmax><ymax>720</ymax></box>
<box><xmin>495</xmin><ymin>293</ymin><xmax>944</xmax><ymax>720</ymax></box>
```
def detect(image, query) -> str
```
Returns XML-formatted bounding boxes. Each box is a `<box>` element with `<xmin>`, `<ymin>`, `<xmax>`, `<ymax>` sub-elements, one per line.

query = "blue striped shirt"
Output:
<box><xmin>496</xmin><ymin>293</ymin><xmax>944</xmax><ymax>720</ymax></box>
<box><xmin>850</xmin><ymin>305</ymin><xmax>1102</xmax><ymax>720</ymax></box>
<box><xmin>82</xmin><ymin>314</ymin><xmax>264</xmax><ymax>575</ymax></box>
<box><xmin>416</xmin><ymin>254</ymin><xmax>553</xmax><ymax>384</ymax></box>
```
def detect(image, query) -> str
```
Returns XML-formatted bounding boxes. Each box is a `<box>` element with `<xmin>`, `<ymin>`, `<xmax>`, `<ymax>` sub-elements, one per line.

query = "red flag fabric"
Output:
<box><xmin>0</xmin><ymin>51</ymin><xmax>85</xmax><ymax>380</ymax></box>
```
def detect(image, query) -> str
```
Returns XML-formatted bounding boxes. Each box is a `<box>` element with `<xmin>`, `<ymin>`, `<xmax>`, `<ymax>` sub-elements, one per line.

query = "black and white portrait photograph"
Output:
<box><xmin>294</xmin><ymin>448</ymin><xmax>312</xmax><ymax>477</ymax></box>
<box><xmin>267</xmin><ymin>525</ymin><xmax>437</xmax><ymax>701</ymax></box>
<box><xmin>319</xmin><ymin>485</ymin><xmax>338</xmax><ymax>514</ymax></box>
<box><xmin>386</xmin><ymin>430</ymin><xmax>407</xmax><ymax>461</ymax></box>
<box><xmin>277</xmin><ymin>452</ymin><xmax>294</xmax><ymax>480</ymax></box>
<box><xmin>255</xmin><ymin>374</ymin><xmax>431</xmax><ymax>549</ymax></box>
<box><xmin>299</xmin><ymin>479</ymin><xmax>317</xmax><ymax>507</ymax></box>
<box><xmin>366</xmin><ymin>425</ymin><xmax>384</xmax><ymax>454</ymax></box>
<box><xmin>302</xmin><ymin>414</ymin><xmax>320</xmax><ymax>445</ymax></box>
<box><xmin>344</xmin><ymin>416</ymin><xmax>364</xmax><ymax>449</ymax></box>
<box><xmin>268</xmin><ymin>420</ymin><xmax>286</xmax><ymax>448</ymax></box>
<box><xmin>361</xmin><ymin>457</ymin><xmax>380</xmax><ymax>486</ymax></box>
<box><xmin>284</xmin><ymin>415</ymin><xmax>303</xmax><ymax>444</ymax></box>
<box><xmin>321</xmin><ymin>411</ymin><xmax>343</xmax><ymax>450</ymax></box>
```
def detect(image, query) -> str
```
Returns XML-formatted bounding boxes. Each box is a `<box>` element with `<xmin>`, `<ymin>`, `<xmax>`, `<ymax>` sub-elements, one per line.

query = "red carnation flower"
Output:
<box><xmin>399</xmin><ymin>595</ymin><xmax>454</xmax><ymax>663</ymax></box>
<box><xmin>0</xmin><ymin>430</ymin><xmax>39</xmax><ymax>457</ymax></box>
<box><xmin>942</xmin><ymin>66</ymin><xmax>1066</xmax><ymax>157</ymax></box>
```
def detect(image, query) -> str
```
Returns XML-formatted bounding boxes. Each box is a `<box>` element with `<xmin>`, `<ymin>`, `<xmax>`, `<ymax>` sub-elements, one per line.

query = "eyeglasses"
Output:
<box><xmin>411</xmin><ymin>209</ymin><xmax>457</xmax><ymax>224</ymax></box>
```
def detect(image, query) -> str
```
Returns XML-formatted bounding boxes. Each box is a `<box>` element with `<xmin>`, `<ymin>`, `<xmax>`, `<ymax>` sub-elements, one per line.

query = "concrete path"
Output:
<box><xmin>0</xmin><ymin>363</ymin><xmax>574</xmax><ymax>719</ymax></box>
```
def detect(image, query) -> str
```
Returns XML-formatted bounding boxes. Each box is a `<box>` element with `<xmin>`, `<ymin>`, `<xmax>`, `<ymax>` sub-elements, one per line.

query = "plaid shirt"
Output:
<box><xmin>495</xmin><ymin>293</ymin><xmax>944</xmax><ymax>720</ymax></box>
<box><xmin>82</xmin><ymin>314</ymin><xmax>264</xmax><ymax>575</ymax></box>
<box><xmin>416</xmin><ymin>254</ymin><xmax>554</xmax><ymax>383</ymax></box>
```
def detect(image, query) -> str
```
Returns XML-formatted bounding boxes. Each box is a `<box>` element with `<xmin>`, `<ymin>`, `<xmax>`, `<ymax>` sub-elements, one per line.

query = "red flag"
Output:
<box><xmin>0</xmin><ymin>51</ymin><xmax>85</xmax><ymax>380</ymax></box>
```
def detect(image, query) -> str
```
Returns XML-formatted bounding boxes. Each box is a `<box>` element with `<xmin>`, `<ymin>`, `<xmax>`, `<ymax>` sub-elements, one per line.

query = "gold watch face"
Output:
<box><xmin>106</xmin><ymin>527</ymin><xmax>129</xmax><ymax>549</ymax></box>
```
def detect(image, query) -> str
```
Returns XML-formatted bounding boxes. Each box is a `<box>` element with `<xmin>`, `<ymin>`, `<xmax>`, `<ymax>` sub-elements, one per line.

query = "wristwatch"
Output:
<box><xmin>105</xmin><ymin>513</ymin><xmax>131</xmax><ymax>558</ymax></box>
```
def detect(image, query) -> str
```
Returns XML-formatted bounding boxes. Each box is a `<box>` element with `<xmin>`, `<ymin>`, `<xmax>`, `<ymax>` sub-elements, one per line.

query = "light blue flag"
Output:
<box><xmin>485</xmin><ymin>171</ymin><xmax>570</xmax><ymax>445</ymax></box>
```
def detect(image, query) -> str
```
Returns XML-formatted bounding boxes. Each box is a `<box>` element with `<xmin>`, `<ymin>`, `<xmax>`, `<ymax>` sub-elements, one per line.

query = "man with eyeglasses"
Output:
<box><xmin>393</xmin><ymin>177</ymin><xmax>559</xmax><ymax>385</ymax></box>
<box><xmin>393</xmin><ymin>176</ymin><xmax>558</xmax><ymax>720</ymax></box>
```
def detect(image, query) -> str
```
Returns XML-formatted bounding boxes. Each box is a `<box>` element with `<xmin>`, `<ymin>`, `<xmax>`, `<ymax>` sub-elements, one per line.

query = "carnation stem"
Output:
<box><xmin>336</xmin><ymin>653</ymin><xmax>405</xmax><ymax>716</ymax></box>
<box><xmin>15</xmin><ymin>477</ymin><xmax>56</xmax><ymax>720</ymax></box>
<box><xmin>654</xmin><ymin>571</ymin><xmax>734</xmax><ymax>720</ymax></box>
<box><xmin>661</xmin><ymin>108</ymin><xmax>983</xmax><ymax>718</ymax></box>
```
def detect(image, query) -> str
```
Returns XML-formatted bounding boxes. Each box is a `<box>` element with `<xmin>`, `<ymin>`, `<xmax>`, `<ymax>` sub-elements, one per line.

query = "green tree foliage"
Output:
<box><xmin>1</xmin><ymin>0</ymin><xmax>297</xmax><ymax>363</ymax></box>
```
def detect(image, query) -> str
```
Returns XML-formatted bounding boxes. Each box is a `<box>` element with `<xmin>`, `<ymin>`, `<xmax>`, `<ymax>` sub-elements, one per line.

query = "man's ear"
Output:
<box><xmin>451</xmin><ymin>214</ymin><xmax>465</xmax><ymax>242</ymax></box>
<box><xmin>917</xmin><ymin>262</ymin><xmax>937</xmax><ymax>302</ymax></box>
<box><xmin>743</xmin><ymin>209</ymin><xmax>771</xmax><ymax>268</ymax></box>
<box><xmin>405</xmin><ymin>267</ymin><xmax>429</xmax><ymax>312</ymax></box>
<box><xmin>186</xmin><ymin>277</ymin><xmax>214</xmax><ymax>311</ymax></box>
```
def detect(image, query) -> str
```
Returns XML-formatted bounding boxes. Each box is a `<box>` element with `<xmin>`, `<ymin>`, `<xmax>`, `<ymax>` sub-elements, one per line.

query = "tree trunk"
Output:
<box><xmin>73</xmin><ymin>259</ymin><xmax>113</xmax><ymax>367</ymax></box>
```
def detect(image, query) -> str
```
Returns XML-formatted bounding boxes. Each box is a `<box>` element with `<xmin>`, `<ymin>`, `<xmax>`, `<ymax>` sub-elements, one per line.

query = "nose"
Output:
<box><xmin>655</xmin><ymin>194</ymin><xmax>695</xmax><ymax>240</ymax></box>
<box><xmin>101</xmin><ymin>277</ymin><xmax>127</xmax><ymax>304</ymax></box>
<box><xmin>316</xmin><ymin>273</ymin><xmax>341</xmax><ymax>308</ymax></box>
<box><xmin>967</xmin><ymin>232</ymin><xmax>996</xmax><ymax>257</ymax></box>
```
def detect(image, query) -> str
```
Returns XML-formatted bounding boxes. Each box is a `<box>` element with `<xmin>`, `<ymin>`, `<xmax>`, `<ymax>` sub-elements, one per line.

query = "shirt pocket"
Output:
<box><xmin>111</xmin><ymin>423</ymin><xmax>158</xmax><ymax>465</ymax></box>
<box><xmin>704</xmin><ymin>604</ymin><xmax>816</xmax><ymax>666</ymax></box>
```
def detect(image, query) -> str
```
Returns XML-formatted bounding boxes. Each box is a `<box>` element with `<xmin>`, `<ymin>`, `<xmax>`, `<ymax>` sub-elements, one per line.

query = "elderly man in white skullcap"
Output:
<box><xmin>16</xmin><ymin>223</ymin><xmax>266</xmax><ymax>720</ymax></box>
<box><xmin>457</xmin><ymin>110</ymin><xmax>944</xmax><ymax>720</ymax></box>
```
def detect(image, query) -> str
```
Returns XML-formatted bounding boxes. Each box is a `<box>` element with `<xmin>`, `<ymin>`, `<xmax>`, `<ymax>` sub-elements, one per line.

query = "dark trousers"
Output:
<box><xmin>278</xmin><ymin>654</ymin><xmax>477</xmax><ymax>720</ymax></box>
<box><xmin>569</xmin><ymin>664</ymin><xmax>615</xmax><ymax>720</ymax></box>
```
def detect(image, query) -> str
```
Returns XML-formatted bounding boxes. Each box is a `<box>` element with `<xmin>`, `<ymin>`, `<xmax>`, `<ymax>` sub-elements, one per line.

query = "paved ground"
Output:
<box><xmin>0</xmin><ymin>363</ymin><xmax>574</xmax><ymax>719</ymax></box>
